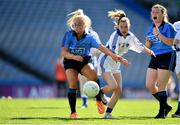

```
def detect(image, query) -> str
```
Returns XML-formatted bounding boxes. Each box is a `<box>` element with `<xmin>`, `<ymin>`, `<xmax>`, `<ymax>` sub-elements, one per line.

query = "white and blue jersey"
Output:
<box><xmin>146</xmin><ymin>22</ymin><xmax>176</xmax><ymax>55</ymax></box>
<box><xmin>61</xmin><ymin>30</ymin><xmax>101</xmax><ymax>57</ymax></box>
<box><xmin>98</xmin><ymin>29</ymin><xmax>145</xmax><ymax>74</ymax></box>
<box><xmin>174</xmin><ymin>21</ymin><xmax>180</xmax><ymax>73</ymax></box>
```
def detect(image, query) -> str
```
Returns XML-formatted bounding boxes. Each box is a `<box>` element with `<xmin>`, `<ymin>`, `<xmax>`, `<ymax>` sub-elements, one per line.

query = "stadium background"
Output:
<box><xmin>0</xmin><ymin>0</ymin><xmax>179</xmax><ymax>98</ymax></box>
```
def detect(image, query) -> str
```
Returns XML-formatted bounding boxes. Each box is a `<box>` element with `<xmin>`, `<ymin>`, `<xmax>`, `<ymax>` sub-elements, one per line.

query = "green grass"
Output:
<box><xmin>0</xmin><ymin>98</ymin><xmax>180</xmax><ymax>124</ymax></box>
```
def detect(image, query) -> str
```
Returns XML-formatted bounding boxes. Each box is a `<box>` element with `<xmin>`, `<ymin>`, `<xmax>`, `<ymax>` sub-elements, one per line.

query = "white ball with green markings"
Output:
<box><xmin>83</xmin><ymin>81</ymin><xmax>100</xmax><ymax>98</ymax></box>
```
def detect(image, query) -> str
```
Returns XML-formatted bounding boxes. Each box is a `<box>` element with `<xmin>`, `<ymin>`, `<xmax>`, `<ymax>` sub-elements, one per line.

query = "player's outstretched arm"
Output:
<box><xmin>143</xmin><ymin>46</ymin><xmax>156</xmax><ymax>57</ymax></box>
<box><xmin>98</xmin><ymin>45</ymin><xmax>129</xmax><ymax>66</ymax></box>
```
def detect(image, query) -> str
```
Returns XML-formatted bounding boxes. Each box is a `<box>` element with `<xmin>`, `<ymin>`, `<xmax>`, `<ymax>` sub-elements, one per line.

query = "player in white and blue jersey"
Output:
<box><xmin>172</xmin><ymin>21</ymin><xmax>180</xmax><ymax>118</ymax></box>
<box><xmin>98</xmin><ymin>10</ymin><xmax>154</xmax><ymax>119</ymax></box>
<box><xmin>61</xmin><ymin>9</ymin><xmax>129</xmax><ymax>118</ymax></box>
<box><xmin>145</xmin><ymin>4</ymin><xmax>176</xmax><ymax>119</ymax></box>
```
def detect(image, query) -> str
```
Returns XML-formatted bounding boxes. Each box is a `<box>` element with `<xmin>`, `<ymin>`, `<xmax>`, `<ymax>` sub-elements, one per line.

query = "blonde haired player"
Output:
<box><xmin>75</xmin><ymin>14</ymin><xmax>109</xmax><ymax>109</ymax></box>
<box><xmin>61</xmin><ymin>9</ymin><xmax>129</xmax><ymax>118</ymax></box>
<box><xmin>98</xmin><ymin>10</ymin><xmax>155</xmax><ymax>118</ymax></box>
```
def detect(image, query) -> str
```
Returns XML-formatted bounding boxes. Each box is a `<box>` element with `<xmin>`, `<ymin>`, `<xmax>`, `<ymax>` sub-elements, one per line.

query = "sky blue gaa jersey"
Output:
<box><xmin>146</xmin><ymin>22</ymin><xmax>176</xmax><ymax>55</ymax></box>
<box><xmin>61</xmin><ymin>30</ymin><xmax>101</xmax><ymax>57</ymax></box>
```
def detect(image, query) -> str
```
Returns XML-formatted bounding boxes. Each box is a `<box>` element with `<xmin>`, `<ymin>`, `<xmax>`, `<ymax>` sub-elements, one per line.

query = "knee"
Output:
<box><xmin>87</xmin><ymin>74</ymin><xmax>97</xmax><ymax>81</ymax></box>
<box><xmin>146</xmin><ymin>82</ymin><xmax>155</xmax><ymax>92</ymax></box>
<box><xmin>69</xmin><ymin>83</ymin><xmax>78</xmax><ymax>89</ymax></box>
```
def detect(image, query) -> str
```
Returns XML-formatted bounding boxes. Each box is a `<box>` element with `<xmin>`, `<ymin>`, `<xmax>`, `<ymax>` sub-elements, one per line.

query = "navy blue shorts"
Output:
<box><xmin>148</xmin><ymin>51</ymin><xmax>176</xmax><ymax>72</ymax></box>
<box><xmin>63</xmin><ymin>56</ymin><xmax>92</xmax><ymax>73</ymax></box>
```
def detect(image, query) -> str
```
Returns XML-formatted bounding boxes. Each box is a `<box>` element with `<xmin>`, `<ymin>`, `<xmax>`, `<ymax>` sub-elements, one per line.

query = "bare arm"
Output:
<box><xmin>158</xmin><ymin>33</ymin><xmax>174</xmax><ymax>46</ymax></box>
<box><xmin>143</xmin><ymin>46</ymin><xmax>155</xmax><ymax>57</ymax></box>
<box><xmin>145</xmin><ymin>39</ymin><xmax>152</xmax><ymax>49</ymax></box>
<box><xmin>98</xmin><ymin>45</ymin><xmax>116</xmax><ymax>59</ymax></box>
<box><xmin>98</xmin><ymin>45</ymin><xmax>129</xmax><ymax>66</ymax></box>
<box><xmin>144</xmin><ymin>38</ymin><xmax>155</xmax><ymax>56</ymax></box>
<box><xmin>61</xmin><ymin>47</ymin><xmax>83</xmax><ymax>62</ymax></box>
<box><xmin>153</xmin><ymin>26</ymin><xmax>174</xmax><ymax>46</ymax></box>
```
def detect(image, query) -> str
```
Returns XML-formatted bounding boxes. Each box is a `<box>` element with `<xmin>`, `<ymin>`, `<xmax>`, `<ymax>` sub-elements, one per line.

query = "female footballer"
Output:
<box><xmin>98</xmin><ymin>9</ymin><xmax>154</xmax><ymax>119</ymax></box>
<box><xmin>145</xmin><ymin>4</ymin><xmax>176</xmax><ymax>119</ymax></box>
<box><xmin>61</xmin><ymin>9</ymin><xmax>129</xmax><ymax>118</ymax></box>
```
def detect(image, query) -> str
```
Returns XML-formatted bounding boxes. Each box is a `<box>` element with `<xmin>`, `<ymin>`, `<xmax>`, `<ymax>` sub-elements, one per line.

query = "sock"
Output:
<box><xmin>82</xmin><ymin>95</ymin><xmax>88</xmax><ymax>105</ymax></box>
<box><xmin>153</xmin><ymin>93</ymin><xmax>160</xmax><ymax>101</ymax></box>
<box><xmin>153</xmin><ymin>91</ymin><xmax>168</xmax><ymax>111</ymax></box>
<box><xmin>106</xmin><ymin>107</ymin><xmax>113</xmax><ymax>113</ymax></box>
<box><xmin>95</xmin><ymin>79</ymin><xmax>102</xmax><ymax>101</ymax></box>
<box><xmin>68</xmin><ymin>89</ymin><xmax>77</xmax><ymax>114</ymax></box>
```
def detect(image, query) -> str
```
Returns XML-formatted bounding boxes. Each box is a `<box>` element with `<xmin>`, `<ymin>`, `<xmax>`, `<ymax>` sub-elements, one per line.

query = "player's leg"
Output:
<box><xmin>101</xmin><ymin>72</ymin><xmax>119</xmax><ymax>93</ymax></box>
<box><xmin>146</xmin><ymin>68</ymin><xmax>158</xmax><ymax>93</ymax></box>
<box><xmin>78</xmin><ymin>74</ymin><xmax>88</xmax><ymax>108</ymax></box>
<box><xmin>81</xmin><ymin>64</ymin><xmax>105</xmax><ymax>114</ymax></box>
<box><xmin>172</xmin><ymin>72</ymin><xmax>180</xmax><ymax>117</ymax></box>
<box><xmin>65</xmin><ymin>69</ymin><xmax>79</xmax><ymax>118</ymax></box>
<box><xmin>154</xmin><ymin>51</ymin><xmax>176</xmax><ymax>119</ymax></box>
<box><xmin>146</xmin><ymin>68</ymin><xmax>166</xmax><ymax>118</ymax></box>
<box><xmin>103</xmin><ymin>72</ymin><xmax>122</xmax><ymax>118</ymax></box>
<box><xmin>167</xmin><ymin>75</ymin><xmax>177</xmax><ymax>99</ymax></box>
<box><xmin>172</xmin><ymin>52</ymin><xmax>180</xmax><ymax>118</ymax></box>
<box><xmin>154</xmin><ymin>69</ymin><xmax>172</xmax><ymax>118</ymax></box>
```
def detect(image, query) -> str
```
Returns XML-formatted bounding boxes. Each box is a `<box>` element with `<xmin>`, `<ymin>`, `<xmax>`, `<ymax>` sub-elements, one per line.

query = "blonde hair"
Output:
<box><xmin>152</xmin><ymin>4</ymin><xmax>169</xmax><ymax>23</ymax></box>
<box><xmin>119</xmin><ymin>17</ymin><xmax>131</xmax><ymax>28</ymax></box>
<box><xmin>108</xmin><ymin>9</ymin><xmax>126</xmax><ymax>26</ymax></box>
<box><xmin>67</xmin><ymin>9</ymin><xmax>91</xmax><ymax>30</ymax></box>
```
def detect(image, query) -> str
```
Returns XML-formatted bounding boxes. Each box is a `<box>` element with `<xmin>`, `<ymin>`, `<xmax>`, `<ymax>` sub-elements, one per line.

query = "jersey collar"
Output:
<box><xmin>153</xmin><ymin>21</ymin><xmax>165</xmax><ymax>28</ymax></box>
<box><xmin>117</xmin><ymin>29</ymin><xmax>130</xmax><ymax>36</ymax></box>
<box><xmin>72</xmin><ymin>30</ymin><xmax>87</xmax><ymax>38</ymax></box>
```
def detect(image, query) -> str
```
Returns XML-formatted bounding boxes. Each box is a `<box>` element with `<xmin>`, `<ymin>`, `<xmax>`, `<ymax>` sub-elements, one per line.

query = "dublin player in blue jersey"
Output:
<box><xmin>61</xmin><ymin>9</ymin><xmax>129</xmax><ymax>118</ymax></box>
<box><xmin>145</xmin><ymin>4</ymin><xmax>176</xmax><ymax>119</ymax></box>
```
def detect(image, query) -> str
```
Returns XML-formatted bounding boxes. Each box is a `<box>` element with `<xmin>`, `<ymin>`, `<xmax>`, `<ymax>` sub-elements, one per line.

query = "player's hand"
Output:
<box><xmin>153</xmin><ymin>25</ymin><xmax>159</xmax><ymax>37</ymax></box>
<box><xmin>150</xmin><ymin>50</ymin><xmax>156</xmax><ymax>57</ymax></box>
<box><xmin>73</xmin><ymin>55</ymin><xmax>84</xmax><ymax>62</ymax></box>
<box><xmin>117</xmin><ymin>56</ymin><xmax>130</xmax><ymax>66</ymax></box>
<box><xmin>145</xmin><ymin>39</ymin><xmax>152</xmax><ymax>48</ymax></box>
<box><xmin>110</xmin><ymin>53</ymin><xmax>129</xmax><ymax>66</ymax></box>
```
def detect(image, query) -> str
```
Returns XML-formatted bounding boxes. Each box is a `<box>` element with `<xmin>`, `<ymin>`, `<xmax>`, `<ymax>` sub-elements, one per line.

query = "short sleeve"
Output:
<box><xmin>61</xmin><ymin>32</ymin><xmax>70</xmax><ymax>48</ymax></box>
<box><xmin>165</xmin><ymin>24</ymin><xmax>176</xmax><ymax>38</ymax></box>
<box><xmin>90</xmin><ymin>30</ymin><xmax>101</xmax><ymax>44</ymax></box>
<box><xmin>90</xmin><ymin>37</ymin><xmax>101</xmax><ymax>48</ymax></box>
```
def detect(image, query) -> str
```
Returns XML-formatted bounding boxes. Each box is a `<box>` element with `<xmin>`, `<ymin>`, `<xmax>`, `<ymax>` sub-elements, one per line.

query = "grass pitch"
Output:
<box><xmin>0</xmin><ymin>98</ymin><xmax>180</xmax><ymax>124</ymax></box>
